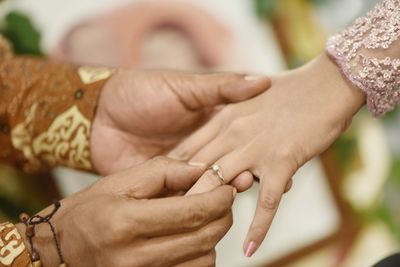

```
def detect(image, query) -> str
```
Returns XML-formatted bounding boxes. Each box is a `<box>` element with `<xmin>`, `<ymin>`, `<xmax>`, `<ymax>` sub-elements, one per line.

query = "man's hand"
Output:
<box><xmin>90</xmin><ymin>70</ymin><xmax>270</xmax><ymax>174</ymax></box>
<box><xmin>18</xmin><ymin>157</ymin><xmax>236</xmax><ymax>267</ymax></box>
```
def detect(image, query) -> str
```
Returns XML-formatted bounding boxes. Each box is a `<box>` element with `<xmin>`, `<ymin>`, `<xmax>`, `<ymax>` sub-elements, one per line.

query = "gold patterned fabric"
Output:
<box><xmin>0</xmin><ymin>222</ymin><xmax>31</xmax><ymax>267</ymax></box>
<box><xmin>0</xmin><ymin>37</ymin><xmax>114</xmax><ymax>172</ymax></box>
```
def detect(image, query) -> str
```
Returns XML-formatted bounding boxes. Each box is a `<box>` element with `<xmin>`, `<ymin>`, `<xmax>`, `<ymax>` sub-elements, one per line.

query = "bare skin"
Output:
<box><xmin>17</xmin><ymin>157</ymin><xmax>237</xmax><ymax>267</ymax></box>
<box><xmin>91</xmin><ymin>70</ymin><xmax>270</xmax><ymax>192</ymax></box>
<box><xmin>169</xmin><ymin>54</ymin><xmax>366</xmax><ymax>256</ymax></box>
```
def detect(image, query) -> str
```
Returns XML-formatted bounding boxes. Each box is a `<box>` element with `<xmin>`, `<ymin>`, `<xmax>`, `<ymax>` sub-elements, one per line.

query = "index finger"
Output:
<box><xmin>243</xmin><ymin>167</ymin><xmax>290</xmax><ymax>257</ymax></box>
<box><xmin>106</xmin><ymin>157</ymin><xmax>207</xmax><ymax>198</ymax></box>
<box><xmin>130</xmin><ymin>185</ymin><xmax>236</xmax><ymax>237</ymax></box>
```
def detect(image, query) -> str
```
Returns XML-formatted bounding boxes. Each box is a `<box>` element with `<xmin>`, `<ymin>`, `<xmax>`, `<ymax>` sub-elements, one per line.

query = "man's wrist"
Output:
<box><xmin>15</xmin><ymin>222</ymin><xmax>58</xmax><ymax>267</ymax></box>
<box><xmin>15</xmin><ymin>200</ymin><xmax>72</xmax><ymax>267</ymax></box>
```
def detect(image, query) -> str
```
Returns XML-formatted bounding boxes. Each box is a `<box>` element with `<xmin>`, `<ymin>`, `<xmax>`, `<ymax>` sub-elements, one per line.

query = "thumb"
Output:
<box><xmin>170</xmin><ymin>72</ymin><xmax>271</xmax><ymax>109</ymax></box>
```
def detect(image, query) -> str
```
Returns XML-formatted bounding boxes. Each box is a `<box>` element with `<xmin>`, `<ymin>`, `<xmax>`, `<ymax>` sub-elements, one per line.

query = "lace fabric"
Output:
<box><xmin>326</xmin><ymin>0</ymin><xmax>400</xmax><ymax>116</ymax></box>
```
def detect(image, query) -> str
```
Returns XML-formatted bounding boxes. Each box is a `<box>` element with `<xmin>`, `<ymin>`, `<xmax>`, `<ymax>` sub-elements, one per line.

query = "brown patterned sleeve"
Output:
<box><xmin>0</xmin><ymin>37</ymin><xmax>115</xmax><ymax>172</ymax></box>
<box><xmin>0</xmin><ymin>222</ymin><xmax>31</xmax><ymax>267</ymax></box>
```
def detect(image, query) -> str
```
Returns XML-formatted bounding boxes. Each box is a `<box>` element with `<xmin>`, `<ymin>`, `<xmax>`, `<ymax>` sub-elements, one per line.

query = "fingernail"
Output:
<box><xmin>232</xmin><ymin>187</ymin><xmax>237</xmax><ymax>198</ymax></box>
<box><xmin>188</xmin><ymin>162</ymin><xmax>207</xmax><ymax>167</ymax></box>
<box><xmin>245</xmin><ymin>241</ymin><xmax>258</xmax><ymax>257</ymax></box>
<box><xmin>244</xmin><ymin>75</ymin><xmax>265</xmax><ymax>81</ymax></box>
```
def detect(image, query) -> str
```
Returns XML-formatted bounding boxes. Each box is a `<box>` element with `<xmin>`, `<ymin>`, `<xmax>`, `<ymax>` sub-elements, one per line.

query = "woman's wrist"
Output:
<box><xmin>294</xmin><ymin>53</ymin><xmax>366</xmax><ymax>132</ymax></box>
<box><xmin>306</xmin><ymin>53</ymin><xmax>366</xmax><ymax>116</ymax></box>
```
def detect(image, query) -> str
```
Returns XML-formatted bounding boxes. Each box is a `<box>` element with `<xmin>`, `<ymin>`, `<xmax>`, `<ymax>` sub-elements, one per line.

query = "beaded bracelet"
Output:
<box><xmin>19</xmin><ymin>201</ymin><xmax>67</xmax><ymax>267</ymax></box>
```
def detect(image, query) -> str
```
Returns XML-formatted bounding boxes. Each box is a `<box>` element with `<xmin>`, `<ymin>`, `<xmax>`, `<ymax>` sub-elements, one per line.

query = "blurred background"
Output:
<box><xmin>0</xmin><ymin>0</ymin><xmax>399</xmax><ymax>266</ymax></box>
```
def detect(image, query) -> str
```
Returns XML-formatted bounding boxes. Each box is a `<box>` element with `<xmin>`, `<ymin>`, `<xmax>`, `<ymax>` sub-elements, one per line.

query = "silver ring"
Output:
<box><xmin>209</xmin><ymin>164</ymin><xmax>225</xmax><ymax>185</ymax></box>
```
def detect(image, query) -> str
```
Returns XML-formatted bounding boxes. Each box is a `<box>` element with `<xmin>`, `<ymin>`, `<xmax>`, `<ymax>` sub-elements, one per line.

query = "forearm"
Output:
<box><xmin>0</xmin><ymin>37</ymin><xmax>114</xmax><ymax>172</ymax></box>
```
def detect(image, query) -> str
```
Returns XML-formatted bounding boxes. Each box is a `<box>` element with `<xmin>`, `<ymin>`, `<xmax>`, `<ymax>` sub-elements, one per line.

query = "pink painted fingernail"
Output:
<box><xmin>245</xmin><ymin>241</ymin><xmax>258</xmax><ymax>257</ymax></box>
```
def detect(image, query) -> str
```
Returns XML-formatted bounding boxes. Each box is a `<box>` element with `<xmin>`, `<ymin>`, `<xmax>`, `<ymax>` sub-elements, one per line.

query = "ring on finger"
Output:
<box><xmin>208</xmin><ymin>164</ymin><xmax>226</xmax><ymax>185</ymax></box>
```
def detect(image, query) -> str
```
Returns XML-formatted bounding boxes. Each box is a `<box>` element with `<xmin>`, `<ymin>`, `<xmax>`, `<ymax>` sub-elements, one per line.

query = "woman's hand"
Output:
<box><xmin>90</xmin><ymin>70</ymin><xmax>270</xmax><ymax>175</ymax></box>
<box><xmin>168</xmin><ymin>54</ymin><xmax>366</xmax><ymax>256</ymax></box>
<box><xmin>17</xmin><ymin>157</ymin><xmax>236</xmax><ymax>267</ymax></box>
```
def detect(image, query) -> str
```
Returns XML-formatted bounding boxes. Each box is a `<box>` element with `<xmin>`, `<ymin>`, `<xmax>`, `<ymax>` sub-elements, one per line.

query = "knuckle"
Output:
<box><xmin>186</xmin><ymin>204</ymin><xmax>207</xmax><ymax>228</ymax></box>
<box><xmin>99</xmin><ymin>206</ymin><xmax>126</xmax><ymax>243</ymax></box>
<box><xmin>198</xmin><ymin>228</ymin><xmax>219</xmax><ymax>253</ymax></box>
<box><xmin>201</xmin><ymin>215</ymin><xmax>233</xmax><ymax>250</ymax></box>
<box><xmin>108</xmin><ymin>206</ymin><xmax>139</xmax><ymax>242</ymax></box>
<box><xmin>205</xmin><ymin>250</ymin><xmax>217</xmax><ymax>267</ymax></box>
<box><xmin>151</xmin><ymin>156</ymin><xmax>171</xmax><ymax>166</ymax></box>
<box><xmin>260</xmin><ymin>191</ymin><xmax>280</xmax><ymax>212</ymax></box>
<box><xmin>227</xmin><ymin>118</ymin><xmax>246</xmax><ymax>136</ymax></box>
<box><xmin>209</xmin><ymin>250</ymin><xmax>217</xmax><ymax>260</ymax></box>
<box><xmin>150</xmin><ymin>156</ymin><xmax>179</xmax><ymax>176</ymax></box>
<box><xmin>173</xmin><ymin>147</ymin><xmax>191</xmax><ymax>160</ymax></box>
<box><xmin>273</xmin><ymin>142</ymin><xmax>302</xmax><ymax>173</ymax></box>
<box><xmin>219</xmin><ymin>211</ymin><xmax>233</xmax><ymax>234</ymax></box>
<box><xmin>276</xmin><ymin>142</ymin><xmax>296</xmax><ymax>162</ymax></box>
<box><xmin>227</xmin><ymin>211</ymin><xmax>233</xmax><ymax>229</ymax></box>
<box><xmin>108</xmin><ymin>220</ymin><xmax>128</xmax><ymax>243</ymax></box>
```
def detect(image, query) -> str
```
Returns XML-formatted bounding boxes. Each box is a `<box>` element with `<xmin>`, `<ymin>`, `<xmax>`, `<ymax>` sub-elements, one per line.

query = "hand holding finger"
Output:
<box><xmin>99</xmin><ymin>156</ymin><xmax>208</xmax><ymax>198</ymax></box>
<box><xmin>138</xmin><ymin>213</ymin><xmax>232</xmax><ymax>266</ymax></box>
<box><xmin>127</xmin><ymin>185</ymin><xmax>236</xmax><ymax>237</ymax></box>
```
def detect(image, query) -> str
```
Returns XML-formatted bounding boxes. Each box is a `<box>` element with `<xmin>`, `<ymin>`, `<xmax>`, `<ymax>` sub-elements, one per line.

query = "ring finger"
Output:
<box><xmin>186</xmin><ymin>149</ymin><xmax>253</xmax><ymax>195</ymax></box>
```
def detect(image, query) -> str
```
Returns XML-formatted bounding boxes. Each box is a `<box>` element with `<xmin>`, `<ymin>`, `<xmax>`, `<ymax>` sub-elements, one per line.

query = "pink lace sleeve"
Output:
<box><xmin>326</xmin><ymin>0</ymin><xmax>400</xmax><ymax>116</ymax></box>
